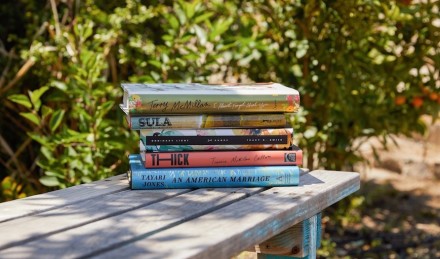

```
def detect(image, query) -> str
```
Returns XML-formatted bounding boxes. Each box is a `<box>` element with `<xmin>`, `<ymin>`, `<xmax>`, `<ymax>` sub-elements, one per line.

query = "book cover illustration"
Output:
<box><xmin>140</xmin><ymin>128</ymin><xmax>294</xmax><ymax>152</ymax></box>
<box><xmin>121</xmin><ymin>83</ymin><xmax>300</xmax><ymax>114</ymax></box>
<box><xmin>143</xmin><ymin>148</ymin><xmax>303</xmax><ymax>168</ymax></box>
<box><xmin>128</xmin><ymin>154</ymin><xmax>300</xmax><ymax>190</ymax></box>
<box><xmin>127</xmin><ymin>113</ymin><xmax>289</xmax><ymax>129</ymax></box>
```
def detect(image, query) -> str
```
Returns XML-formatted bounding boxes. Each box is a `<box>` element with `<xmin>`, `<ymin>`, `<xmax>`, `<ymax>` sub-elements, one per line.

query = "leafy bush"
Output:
<box><xmin>1</xmin><ymin>0</ymin><xmax>439</xmax><ymax>200</ymax></box>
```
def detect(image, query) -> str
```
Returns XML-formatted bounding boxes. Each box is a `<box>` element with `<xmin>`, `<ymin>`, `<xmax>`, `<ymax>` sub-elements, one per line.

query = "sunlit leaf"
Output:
<box><xmin>194</xmin><ymin>12</ymin><xmax>214</xmax><ymax>24</ymax></box>
<box><xmin>29</xmin><ymin>86</ymin><xmax>49</xmax><ymax>109</ymax></box>
<box><xmin>20</xmin><ymin>112</ymin><xmax>40</xmax><ymax>126</ymax></box>
<box><xmin>27</xmin><ymin>132</ymin><xmax>48</xmax><ymax>146</ymax></box>
<box><xmin>40</xmin><ymin>176</ymin><xmax>60</xmax><ymax>187</ymax></box>
<box><xmin>8</xmin><ymin>94</ymin><xmax>32</xmax><ymax>109</ymax></box>
<box><xmin>49</xmin><ymin>110</ymin><xmax>65</xmax><ymax>133</ymax></box>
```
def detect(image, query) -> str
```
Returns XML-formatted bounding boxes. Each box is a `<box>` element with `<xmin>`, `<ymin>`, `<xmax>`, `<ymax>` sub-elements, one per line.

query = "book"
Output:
<box><xmin>139</xmin><ymin>128</ymin><xmax>294</xmax><ymax>152</ymax></box>
<box><xmin>127</xmin><ymin>113</ymin><xmax>290</xmax><ymax>129</ymax></box>
<box><xmin>128</xmin><ymin>154</ymin><xmax>300</xmax><ymax>190</ymax></box>
<box><xmin>142</xmin><ymin>148</ymin><xmax>303</xmax><ymax>168</ymax></box>
<box><xmin>120</xmin><ymin>82</ymin><xmax>300</xmax><ymax>115</ymax></box>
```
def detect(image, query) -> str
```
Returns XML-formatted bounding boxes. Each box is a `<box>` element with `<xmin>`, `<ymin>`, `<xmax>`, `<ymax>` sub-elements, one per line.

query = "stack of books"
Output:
<box><xmin>120</xmin><ymin>82</ymin><xmax>303</xmax><ymax>189</ymax></box>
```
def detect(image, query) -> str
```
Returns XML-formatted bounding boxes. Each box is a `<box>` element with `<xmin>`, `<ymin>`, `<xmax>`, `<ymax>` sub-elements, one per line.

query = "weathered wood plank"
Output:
<box><xmin>252</xmin><ymin>213</ymin><xmax>322</xmax><ymax>257</ymax></box>
<box><xmin>0</xmin><ymin>174</ymin><xmax>129</xmax><ymax>223</ymax></box>
<box><xmin>96</xmin><ymin>170</ymin><xmax>359</xmax><ymax>259</ymax></box>
<box><xmin>0</xmin><ymin>188</ymin><xmax>190</xmax><ymax>250</ymax></box>
<box><xmin>0</xmin><ymin>170</ymin><xmax>310</xmax><ymax>224</ymax></box>
<box><xmin>307</xmin><ymin>212</ymin><xmax>318</xmax><ymax>259</ymax></box>
<box><xmin>0</xmin><ymin>187</ymin><xmax>265</xmax><ymax>258</ymax></box>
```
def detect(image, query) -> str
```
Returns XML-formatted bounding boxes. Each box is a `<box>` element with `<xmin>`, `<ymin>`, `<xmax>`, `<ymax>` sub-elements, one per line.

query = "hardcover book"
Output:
<box><xmin>128</xmin><ymin>154</ymin><xmax>300</xmax><ymax>190</ymax></box>
<box><xmin>127</xmin><ymin>113</ymin><xmax>290</xmax><ymax>130</ymax></box>
<box><xmin>142</xmin><ymin>148</ymin><xmax>303</xmax><ymax>168</ymax></box>
<box><xmin>140</xmin><ymin>128</ymin><xmax>294</xmax><ymax>152</ymax></box>
<box><xmin>120</xmin><ymin>82</ymin><xmax>300</xmax><ymax>115</ymax></box>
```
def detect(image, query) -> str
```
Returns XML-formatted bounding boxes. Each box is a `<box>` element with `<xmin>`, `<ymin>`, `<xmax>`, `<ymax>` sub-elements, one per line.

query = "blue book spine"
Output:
<box><xmin>128</xmin><ymin>154</ymin><xmax>300</xmax><ymax>190</ymax></box>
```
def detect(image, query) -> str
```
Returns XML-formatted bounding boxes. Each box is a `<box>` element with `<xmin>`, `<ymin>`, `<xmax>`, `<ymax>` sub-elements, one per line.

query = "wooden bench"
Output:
<box><xmin>0</xmin><ymin>170</ymin><xmax>359</xmax><ymax>258</ymax></box>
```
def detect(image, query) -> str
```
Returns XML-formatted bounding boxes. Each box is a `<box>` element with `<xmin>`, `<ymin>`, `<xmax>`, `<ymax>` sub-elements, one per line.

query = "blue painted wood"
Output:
<box><xmin>257</xmin><ymin>213</ymin><xmax>321</xmax><ymax>259</ymax></box>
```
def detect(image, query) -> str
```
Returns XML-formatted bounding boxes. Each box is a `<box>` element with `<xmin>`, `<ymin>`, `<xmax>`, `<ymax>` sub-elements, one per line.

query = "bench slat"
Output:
<box><xmin>0</xmin><ymin>187</ymin><xmax>265</xmax><ymax>258</ymax></box>
<box><xmin>96</xmin><ymin>170</ymin><xmax>359</xmax><ymax>259</ymax></box>
<box><xmin>0</xmin><ymin>188</ymin><xmax>190</xmax><ymax>250</ymax></box>
<box><xmin>0</xmin><ymin>174</ymin><xmax>129</xmax><ymax>223</ymax></box>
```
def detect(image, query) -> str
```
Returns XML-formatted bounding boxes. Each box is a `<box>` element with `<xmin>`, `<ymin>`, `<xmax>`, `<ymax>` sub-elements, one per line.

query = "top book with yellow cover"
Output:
<box><xmin>121</xmin><ymin>82</ymin><xmax>300</xmax><ymax>115</ymax></box>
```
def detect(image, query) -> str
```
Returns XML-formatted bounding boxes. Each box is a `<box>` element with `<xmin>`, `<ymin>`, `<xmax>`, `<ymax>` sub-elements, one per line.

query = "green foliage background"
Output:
<box><xmin>0</xmin><ymin>0</ymin><xmax>439</xmax><ymax>256</ymax></box>
<box><xmin>0</xmin><ymin>0</ymin><xmax>439</xmax><ymax>200</ymax></box>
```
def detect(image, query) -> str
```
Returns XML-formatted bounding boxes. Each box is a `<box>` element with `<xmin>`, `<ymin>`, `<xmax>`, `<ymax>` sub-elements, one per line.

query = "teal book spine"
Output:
<box><xmin>128</xmin><ymin>154</ymin><xmax>300</xmax><ymax>190</ymax></box>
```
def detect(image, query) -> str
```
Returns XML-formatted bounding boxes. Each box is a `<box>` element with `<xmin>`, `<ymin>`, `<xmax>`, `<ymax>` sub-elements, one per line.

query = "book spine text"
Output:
<box><xmin>127</xmin><ymin>95</ymin><xmax>299</xmax><ymax>114</ymax></box>
<box><xmin>144</xmin><ymin>149</ymin><xmax>303</xmax><ymax>168</ymax></box>
<box><xmin>140</xmin><ymin>128</ymin><xmax>294</xmax><ymax>151</ymax></box>
<box><xmin>129</xmin><ymin>154</ymin><xmax>300</xmax><ymax>190</ymax></box>
<box><xmin>128</xmin><ymin>114</ymin><xmax>289</xmax><ymax>129</ymax></box>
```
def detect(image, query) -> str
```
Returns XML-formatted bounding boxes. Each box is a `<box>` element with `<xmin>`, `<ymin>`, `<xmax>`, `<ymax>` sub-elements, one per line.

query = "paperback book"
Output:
<box><xmin>121</xmin><ymin>82</ymin><xmax>300</xmax><ymax>115</ymax></box>
<box><xmin>142</xmin><ymin>148</ymin><xmax>303</xmax><ymax>168</ymax></box>
<box><xmin>128</xmin><ymin>154</ymin><xmax>300</xmax><ymax>190</ymax></box>
<box><xmin>139</xmin><ymin>128</ymin><xmax>294</xmax><ymax>152</ymax></box>
<box><xmin>127</xmin><ymin>113</ymin><xmax>290</xmax><ymax>130</ymax></box>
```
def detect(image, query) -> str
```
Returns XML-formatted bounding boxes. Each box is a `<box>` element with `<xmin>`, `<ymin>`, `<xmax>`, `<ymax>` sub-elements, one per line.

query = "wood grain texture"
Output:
<box><xmin>0</xmin><ymin>187</ymin><xmax>264</xmax><ymax>258</ymax></box>
<box><xmin>96</xmin><ymin>170</ymin><xmax>359</xmax><ymax>259</ymax></box>
<box><xmin>0</xmin><ymin>188</ymin><xmax>189</xmax><ymax>250</ymax></box>
<box><xmin>0</xmin><ymin>174</ymin><xmax>129</xmax><ymax>223</ymax></box>
<box><xmin>0</xmin><ymin>170</ymin><xmax>359</xmax><ymax>259</ymax></box>
<box><xmin>252</xmin><ymin>213</ymin><xmax>321</xmax><ymax>257</ymax></box>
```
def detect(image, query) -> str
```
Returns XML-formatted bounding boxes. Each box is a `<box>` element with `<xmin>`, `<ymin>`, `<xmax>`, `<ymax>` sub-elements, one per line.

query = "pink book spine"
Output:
<box><xmin>144</xmin><ymin>149</ymin><xmax>302</xmax><ymax>168</ymax></box>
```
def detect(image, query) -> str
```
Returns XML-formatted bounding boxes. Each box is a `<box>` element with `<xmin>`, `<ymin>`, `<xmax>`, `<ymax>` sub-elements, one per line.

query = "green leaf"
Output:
<box><xmin>8</xmin><ymin>94</ymin><xmax>32</xmax><ymax>109</ymax></box>
<box><xmin>148</xmin><ymin>60</ymin><xmax>162</xmax><ymax>69</ymax></box>
<box><xmin>194</xmin><ymin>12</ymin><xmax>214</xmax><ymax>24</ymax></box>
<box><xmin>49</xmin><ymin>110</ymin><xmax>65</xmax><ymax>133</ymax></box>
<box><xmin>40</xmin><ymin>146</ymin><xmax>54</xmax><ymax>161</ymax></box>
<box><xmin>167</xmin><ymin>14</ymin><xmax>180</xmax><ymax>30</ymax></box>
<box><xmin>193</xmin><ymin>24</ymin><xmax>207</xmax><ymax>45</ymax></box>
<box><xmin>179</xmin><ymin>0</ymin><xmax>198</xmax><ymax>20</ymax></box>
<box><xmin>97</xmin><ymin>100</ymin><xmax>115</xmax><ymax>117</ymax></box>
<box><xmin>51</xmin><ymin>81</ymin><xmax>67</xmax><ymax>91</ymax></box>
<box><xmin>20</xmin><ymin>112</ymin><xmax>41</xmax><ymax>126</ymax></box>
<box><xmin>29</xmin><ymin>86</ymin><xmax>50</xmax><ymax>110</ymax></box>
<box><xmin>28</xmin><ymin>132</ymin><xmax>49</xmax><ymax>146</ymax></box>
<box><xmin>81</xmin><ymin>176</ymin><xmax>93</xmax><ymax>183</ymax></box>
<box><xmin>44</xmin><ymin>171</ymin><xmax>64</xmax><ymax>178</ymax></box>
<box><xmin>39</xmin><ymin>176</ymin><xmax>60</xmax><ymax>187</ymax></box>
<box><xmin>174</xmin><ymin>6</ymin><xmax>186</xmax><ymax>25</ymax></box>
<box><xmin>209</xmin><ymin>17</ymin><xmax>233</xmax><ymax>41</ymax></box>
<box><xmin>41</xmin><ymin>105</ymin><xmax>54</xmax><ymax>120</ymax></box>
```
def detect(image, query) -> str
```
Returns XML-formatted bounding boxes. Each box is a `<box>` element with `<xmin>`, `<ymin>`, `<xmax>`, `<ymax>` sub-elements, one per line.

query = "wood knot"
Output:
<box><xmin>291</xmin><ymin>245</ymin><xmax>300</xmax><ymax>254</ymax></box>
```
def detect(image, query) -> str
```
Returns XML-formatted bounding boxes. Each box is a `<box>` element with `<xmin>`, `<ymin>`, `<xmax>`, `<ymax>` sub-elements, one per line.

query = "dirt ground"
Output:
<box><xmin>325</xmin><ymin>116</ymin><xmax>440</xmax><ymax>258</ymax></box>
<box><xmin>236</xmin><ymin>117</ymin><xmax>440</xmax><ymax>258</ymax></box>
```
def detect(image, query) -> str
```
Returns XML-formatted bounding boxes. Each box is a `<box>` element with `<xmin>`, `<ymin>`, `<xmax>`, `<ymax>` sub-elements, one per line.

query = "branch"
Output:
<box><xmin>49</xmin><ymin>0</ymin><xmax>61</xmax><ymax>37</ymax></box>
<box><xmin>0</xmin><ymin>58</ymin><xmax>35</xmax><ymax>96</ymax></box>
<box><xmin>0</xmin><ymin>48</ymin><xmax>14</xmax><ymax>88</ymax></box>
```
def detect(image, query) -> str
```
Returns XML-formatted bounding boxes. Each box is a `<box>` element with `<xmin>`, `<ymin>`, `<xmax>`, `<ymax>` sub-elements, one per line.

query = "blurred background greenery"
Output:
<box><xmin>1</xmin><ymin>0</ymin><xmax>439</xmax><ymax>257</ymax></box>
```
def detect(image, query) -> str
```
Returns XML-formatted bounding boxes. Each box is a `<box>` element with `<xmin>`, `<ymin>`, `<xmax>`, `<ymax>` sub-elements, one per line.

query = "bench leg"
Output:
<box><xmin>252</xmin><ymin>213</ymin><xmax>321</xmax><ymax>259</ymax></box>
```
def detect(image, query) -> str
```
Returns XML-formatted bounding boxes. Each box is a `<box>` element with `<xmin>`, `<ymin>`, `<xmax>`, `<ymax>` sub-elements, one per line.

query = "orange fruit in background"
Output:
<box><xmin>429</xmin><ymin>92</ymin><xmax>438</xmax><ymax>101</ymax></box>
<box><xmin>394</xmin><ymin>96</ymin><xmax>406</xmax><ymax>105</ymax></box>
<box><xmin>421</xmin><ymin>86</ymin><xmax>431</xmax><ymax>95</ymax></box>
<box><xmin>411</xmin><ymin>97</ymin><xmax>424</xmax><ymax>108</ymax></box>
